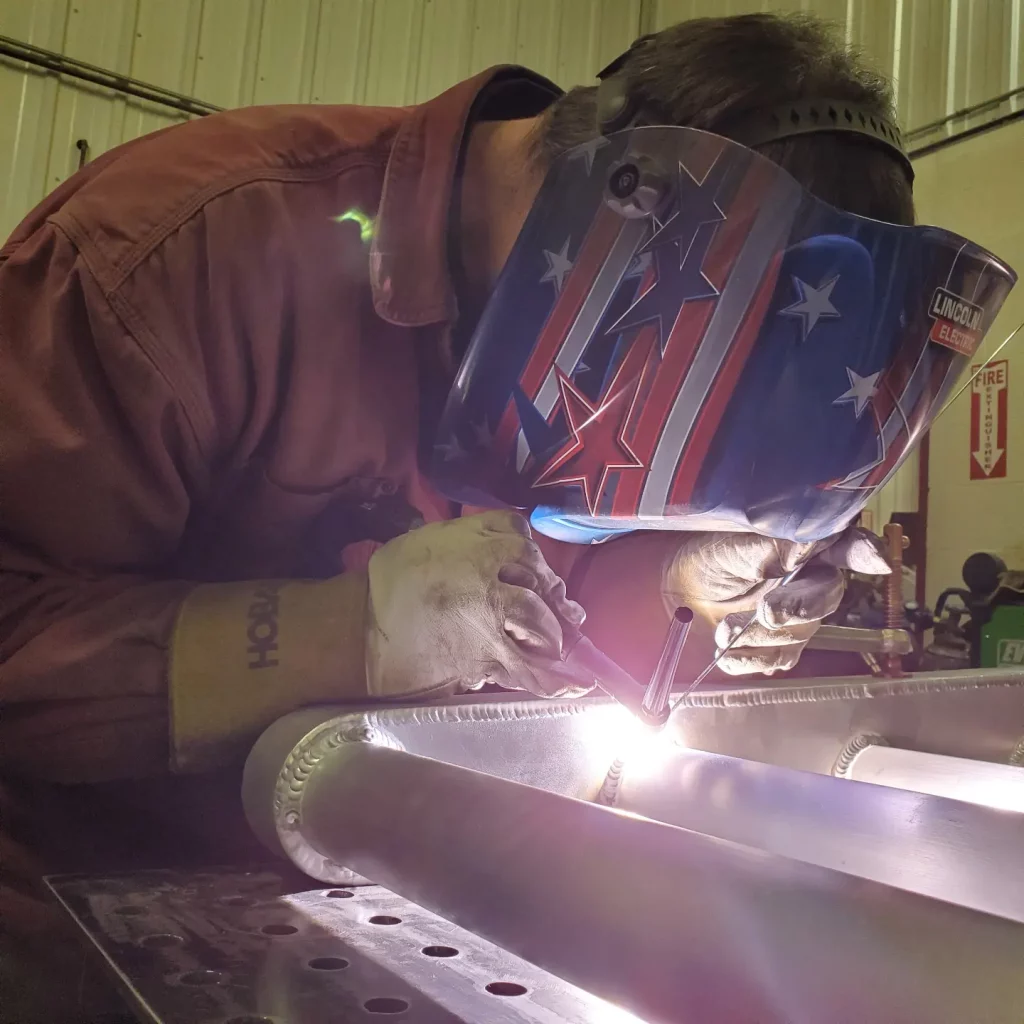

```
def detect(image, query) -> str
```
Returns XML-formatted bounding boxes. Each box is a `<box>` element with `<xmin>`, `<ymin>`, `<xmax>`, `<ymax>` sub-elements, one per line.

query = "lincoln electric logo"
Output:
<box><xmin>928</xmin><ymin>287</ymin><xmax>984</xmax><ymax>356</ymax></box>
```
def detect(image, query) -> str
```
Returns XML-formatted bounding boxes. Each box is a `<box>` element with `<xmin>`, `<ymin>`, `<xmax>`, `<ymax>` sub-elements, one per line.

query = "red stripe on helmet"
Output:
<box><xmin>668</xmin><ymin>250</ymin><xmax>785</xmax><ymax>507</ymax></box>
<box><xmin>492</xmin><ymin>208</ymin><xmax>624</xmax><ymax>456</ymax></box>
<box><xmin>610</xmin><ymin>157</ymin><xmax>775</xmax><ymax>516</ymax></box>
<box><xmin>862</xmin><ymin>353</ymin><xmax>950</xmax><ymax>489</ymax></box>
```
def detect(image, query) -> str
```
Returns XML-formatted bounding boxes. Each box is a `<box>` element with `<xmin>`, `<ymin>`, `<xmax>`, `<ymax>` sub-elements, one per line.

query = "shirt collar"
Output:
<box><xmin>370</xmin><ymin>66</ymin><xmax>560</xmax><ymax>328</ymax></box>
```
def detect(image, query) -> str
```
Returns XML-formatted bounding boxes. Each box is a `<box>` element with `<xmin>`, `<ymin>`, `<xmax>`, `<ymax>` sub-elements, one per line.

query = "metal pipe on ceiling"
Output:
<box><xmin>282</xmin><ymin>738</ymin><xmax>1024</xmax><ymax>1024</ymax></box>
<box><xmin>906</xmin><ymin>84</ymin><xmax>1024</xmax><ymax>145</ymax></box>
<box><xmin>2</xmin><ymin>29</ymin><xmax>1022</xmax><ymax>157</ymax></box>
<box><xmin>0</xmin><ymin>33</ymin><xmax>222</xmax><ymax>119</ymax></box>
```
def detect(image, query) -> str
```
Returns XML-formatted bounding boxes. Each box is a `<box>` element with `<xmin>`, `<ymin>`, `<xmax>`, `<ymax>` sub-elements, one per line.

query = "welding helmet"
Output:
<box><xmin>430</xmin><ymin>86</ymin><xmax>1016</xmax><ymax>543</ymax></box>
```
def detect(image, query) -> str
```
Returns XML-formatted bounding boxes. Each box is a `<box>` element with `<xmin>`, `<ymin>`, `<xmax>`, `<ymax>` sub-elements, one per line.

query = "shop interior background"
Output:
<box><xmin>2</xmin><ymin>0</ymin><xmax>1021</xmax><ymax>605</ymax></box>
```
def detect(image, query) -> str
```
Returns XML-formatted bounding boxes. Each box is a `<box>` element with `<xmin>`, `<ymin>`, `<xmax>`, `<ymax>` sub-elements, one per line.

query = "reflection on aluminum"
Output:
<box><xmin>584</xmin><ymin>1000</ymin><xmax>649</xmax><ymax>1024</ymax></box>
<box><xmin>274</xmin><ymin>892</ymin><xmax>650</xmax><ymax>1024</ymax></box>
<box><xmin>239</xmin><ymin>675</ymin><xmax>1024</xmax><ymax>1024</ymax></box>
<box><xmin>611</xmin><ymin>742</ymin><xmax>1024</xmax><ymax>924</ymax></box>
<box><xmin>49</xmin><ymin>868</ymin><xmax>655</xmax><ymax>1024</ymax></box>
<box><xmin>668</xmin><ymin>668</ymin><xmax>1024</xmax><ymax>777</ymax></box>
<box><xmin>843</xmin><ymin>744</ymin><xmax>1024</xmax><ymax>814</ymax></box>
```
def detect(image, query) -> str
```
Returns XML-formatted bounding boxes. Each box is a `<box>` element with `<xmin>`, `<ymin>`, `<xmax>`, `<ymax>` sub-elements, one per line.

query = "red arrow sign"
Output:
<box><xmin>970</xmin><ymin>359</ymin><xmax>1009</xmax><ymax>479</ymax></box>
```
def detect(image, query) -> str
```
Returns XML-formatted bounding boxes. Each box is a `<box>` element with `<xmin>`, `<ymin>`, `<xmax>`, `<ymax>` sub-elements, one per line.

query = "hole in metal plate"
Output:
<box><xmin>364</xmin><ymin>996</ymin><xmax>410</xmax><ymax>1014</ymax></box>
<box><xmin>368</xmin><ymin>915</ymin><xmax>401</xmax><ymax>926</ymax></box>
<box><xmin>325</xmin><ymin>889</ymin><xmax>355</xmax><ymax>898</ymax></box>
<box><xmin>220</xmin><ymin>895</ymin><xmax>256</xmax><ymax>907</ymax></box>
<box><xmin>486</xmin><ymin>982</ymin><xmax>528</xmax><ymax>997</ymax></box>
<box><xmin>114</xmin><ymin>905</ymin><xmax>147</xmax><ymax>917</ymax></box>
<box><xmin>179</xmin><ymin>969</ymin><xmax>226</xmax><ymax>987</ymax></box>
<box><xmin>261</xmin><ymin>923</ymin><xmax>299</xmax><ymax>936</ymax></box>
<box><xmin>139</xmin><ymin>933</ymin><xmax>185</xmax><ymax>949</ymax></box>
<box><xmin>421</xmin><ymin>945</ymin><xmax>459</xmax><ymax>958</ymax></box>
<box><xmin>308</xmin><ymin>956</ymin><xmax>350</xmax><ymax>971</ymax></box>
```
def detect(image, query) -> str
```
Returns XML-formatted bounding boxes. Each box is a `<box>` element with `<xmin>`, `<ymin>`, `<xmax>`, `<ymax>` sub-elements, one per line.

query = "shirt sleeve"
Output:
<box><xmin>0</xmin><ymin>219</ymin><xmax>389</xmax><ymax>782</ymax></box>
<box><xmin>0</xmin><ymin>223</ymin><xmax>203</xmax><ymax>782</ymax></box>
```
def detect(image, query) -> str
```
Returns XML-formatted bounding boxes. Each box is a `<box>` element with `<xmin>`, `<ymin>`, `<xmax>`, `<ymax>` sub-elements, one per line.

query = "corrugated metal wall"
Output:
<box><xmin>3</xmin><ymin>0</ymin><xmax>1024</xmax><ymax>239</ymax></box>
<box><xmin>648</xmin><ymin>0</ymin><xmax>1024</xmax><ymax>140</ymax></box>
<box><xmin>0</xmin><ymin>0</ymin><xmax>641</xmax><ymax>238</ymax></box>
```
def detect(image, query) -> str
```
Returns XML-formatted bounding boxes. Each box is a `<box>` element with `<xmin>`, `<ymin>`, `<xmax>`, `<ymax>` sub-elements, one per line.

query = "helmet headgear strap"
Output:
<box><xmin>594</xmin><ymin>37</ymin><xmax>914</xmax><ymax>182</ymax></box>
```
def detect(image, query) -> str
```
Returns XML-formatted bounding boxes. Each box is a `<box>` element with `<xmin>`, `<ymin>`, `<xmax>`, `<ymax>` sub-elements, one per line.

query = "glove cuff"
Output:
<box><xmin>169</xmin><ymin>574</ymin><xmax>369</xmax><ymax>772</ymax></box>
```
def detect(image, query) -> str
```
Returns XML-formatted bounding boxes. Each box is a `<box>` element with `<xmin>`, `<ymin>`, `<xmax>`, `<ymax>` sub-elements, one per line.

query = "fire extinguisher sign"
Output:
<box><xmin>970</xmin><ymin>359</ymin><xmax>1009</xmax><ymax>480</ymax></box>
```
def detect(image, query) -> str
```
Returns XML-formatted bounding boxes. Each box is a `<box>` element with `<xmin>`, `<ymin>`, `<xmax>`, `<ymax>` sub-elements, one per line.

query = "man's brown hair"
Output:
<box><xmin>538</xmin><ymin>13</ymin><xmax>914</xmax><ymax>225</ymax></box>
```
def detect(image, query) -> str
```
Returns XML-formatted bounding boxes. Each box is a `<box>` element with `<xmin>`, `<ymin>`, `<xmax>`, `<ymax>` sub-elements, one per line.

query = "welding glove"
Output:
<box><xmin>171</xmin><ymin>511</ymin><xmax>587</xmax><ymax>772</ymax></box>
<box><xmin>664</xmin><ymin>527</ymin><xmax>891</xmax><ymax>676</ymax></box>
<box><xmin>366</xmin><ymin>510</ymin><xmax>592</xmax><ymax>699</ymax></box>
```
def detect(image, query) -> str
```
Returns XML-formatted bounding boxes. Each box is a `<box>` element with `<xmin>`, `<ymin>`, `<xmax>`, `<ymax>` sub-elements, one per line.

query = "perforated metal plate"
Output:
<box><xmin>47</xmin><ymin>867</ymin><xmax>642</xmax><ymax>1024</ymax></box>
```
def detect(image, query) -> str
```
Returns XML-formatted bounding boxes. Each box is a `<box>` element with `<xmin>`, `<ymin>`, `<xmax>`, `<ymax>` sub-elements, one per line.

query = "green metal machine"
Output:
<box><xmin>981</xmin><ymin>604</ymin><xmax>1024</xmax><ymax>668</ymax></box>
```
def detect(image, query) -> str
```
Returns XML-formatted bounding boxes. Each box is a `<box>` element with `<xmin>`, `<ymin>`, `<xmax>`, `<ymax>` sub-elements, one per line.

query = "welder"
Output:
<box><xmin>0</xmin><ymin>12</ymin><xmax>1015</xmax><ymax>1021</ymax></box>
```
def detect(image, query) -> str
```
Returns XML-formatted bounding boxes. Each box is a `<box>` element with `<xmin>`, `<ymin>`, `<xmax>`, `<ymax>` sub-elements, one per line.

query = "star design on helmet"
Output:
<box><xmin>608</xmin><ymin>227</ymin><xmax>720</xmax><ymax>354</ymax></box>
<box><xmin>607</xmin><ymin>155</ymin><xmax>728</xmax><ymax>354</ymax></box>
<box><xmin>624</xmin><ymin>250</ymin><xmax>652</xmax><ymax>280</ymax></box>
<box><xmin>833</xmin><ymin>367</ymin><xmax>881</xmax><ymax>418</ymax></box>
<box><xmin>639</xmin><ymin>155</ymin><xmax>729</xmax><ymax>256</ymax></box>
<box><xmin>780</xmin><ymin>275</ymin><xmax>841</xmax><ymax>340</ymax></box>
<box><xmin>568</xmin><ymin>136</ymin><xmax>609</xmax><ymax>175</ymax></box>
<box><xmin>533</xmin><ymin>360</ymin><xmax>645</xmax><ymax>517</ymax></box>
<box><xmin>540</xmin><ymin>237</ymin><xmax>573</xmax><ymax>292</ymax></box>
<box><xmin>472</xmin><ymin>418</ymin><xmax>493</xmax><ymax>450</ymax></box>
<box><xmin>435</xmin><ymin>435</ymin><xmax>468</xmax><ymax>462</ymax></box>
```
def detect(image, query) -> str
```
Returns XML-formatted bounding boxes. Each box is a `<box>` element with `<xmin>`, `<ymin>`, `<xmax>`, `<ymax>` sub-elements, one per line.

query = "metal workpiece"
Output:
<box><xmin>670</xmin><ymin>666</ymin><xmax>1024</xmax><ymax>775</ymax></box>
<box><xmin>242</xmin><ymin>696</ymin><xmax>637</xmax><ymax>879</ymax></box>
<box><xmin>47</xmin><ymin>868</ymin><xmax>633</xmax><ymax>1024</ymax></box>
<box><xmin>609</xmin><ymin>743</ymin><xmax>1024</xmax><ymax>923</ymax></box>
<box><xmin>266</xmin><ymin>739</ymin><xmax>1024</xmax><ymax>1024</ymax></box>
<box><xmin>231</xmin><ymin>674</ymin><xmax>1024</xmax><ymax>1022</ymax></box>
<box><xmin>805</xmin><ymin>623</ymin><xmax>912</xmax><ymax>655</ymax></box>
<box><xmin>244</xmin><ymin>668</ymin><xmax>1024</xmax><ymax>871</ymax></box>
<box><xmin>836</xmin><ymin>742</ymin><xmax>1024</xmax><ymax>813</ymax></box>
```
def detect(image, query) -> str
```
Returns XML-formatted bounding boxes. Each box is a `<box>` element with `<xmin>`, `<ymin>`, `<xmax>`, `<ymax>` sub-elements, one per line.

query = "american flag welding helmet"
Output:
<box><xmin>429</xmin><ymin>126</ymin><xmax>1016</xmax><ymax>544</ymax></box>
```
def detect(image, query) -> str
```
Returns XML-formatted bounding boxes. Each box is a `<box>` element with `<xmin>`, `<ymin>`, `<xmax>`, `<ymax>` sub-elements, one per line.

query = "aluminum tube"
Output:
<box><xmin>292</xmin><ymin>741</ymin><xmax>1024</xmax><ymax>1024</ymax></box>
<box><xmin>804</xmin><ymin>624</ymin><xmax>912</xmax><ymax>655</ymax></box>
<box><xmin>843</xmin><ymin>743</ymin><xmax>1024</xmax><ymax>813</ymax></box>
<box><xmin>667</xmin><ymin>668</ymin><xmax>1024</xmax><ymax>776</ymax></box>
<box><xmin>613</xmin><ymin>744</ymin><xmax>1024</xmax><ymax>923</ymax></box>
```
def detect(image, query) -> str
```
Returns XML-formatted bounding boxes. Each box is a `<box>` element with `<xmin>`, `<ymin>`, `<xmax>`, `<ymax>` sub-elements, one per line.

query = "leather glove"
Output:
<box><xmin>171</xmin><ymin>510</ymin><xmax>588</xmax><ymax>771</ymax></box>
<box><xmin>366</xmin><ymin>510</ymin><xmax>592</xmax><ymax>698</ymax></box>
<box><xmin>664</xmin><ymin>526</ymin><xmax>890</xmax><ymax>676</ymax></box>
